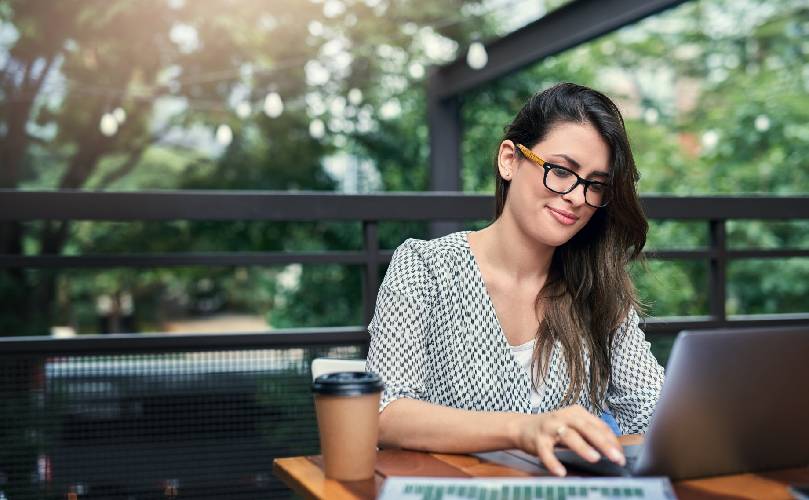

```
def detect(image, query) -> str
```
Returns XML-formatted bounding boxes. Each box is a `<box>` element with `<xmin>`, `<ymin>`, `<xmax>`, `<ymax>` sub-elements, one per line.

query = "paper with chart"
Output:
<box><xmin>378</xmin><ymin>476</ymin><xmax>676</xmax><ymax>500</ymax></box>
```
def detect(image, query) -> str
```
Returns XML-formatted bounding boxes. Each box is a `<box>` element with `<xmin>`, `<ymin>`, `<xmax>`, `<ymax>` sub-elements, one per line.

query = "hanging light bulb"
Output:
<box><xmin>309</xmin><ymin>119</ymin><xmax>325</xmax><ymax>139</ymax></box>
<box><xmin>236</xmin><ymin>101</ymin><xmax>252</xmax><ymax>119</ymax></box>
<box><xmin>348</xmin><ymin>88</ymin><xmax>363</xmax><ymax>105</ymax></box>
<box><xmin>112</xmin><ymin>107</ymin><xmax>127</xmax><ymax>124</ymax></box>
<box><xmin>263</xmin><ymin>92</ymin><xmax>284</xmax><ymax>118</ymax></box>
<box><xmin>408</xmin><ymin>62</ymin><xmax>425</xmax><ymax>79</ymax></box>
<box><xmin>216</xmin><ymin>124</ymin><xmax>233</xmax><ymax>145</ymax></box>
<box><xmin>99</xmin><ymin>113</ymin><xmax>118</xmax><ymax>137</ymax></box>
<box><xmin>754</xmin><ymin>114</ymin><xmax>770</xmax><ymax>132</ymax></box>
<box><xmin>466</xmin><ymin>41</ymin><xmax>488</xmax><ymax>70</ymax></box>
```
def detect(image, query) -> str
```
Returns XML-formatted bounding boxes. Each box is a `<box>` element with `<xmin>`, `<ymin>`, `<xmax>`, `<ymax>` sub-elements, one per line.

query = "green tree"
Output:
<box><xmin>462</xmin><ymin>0</ymin><xmax>809</xmax><ymax>319</ymax></box>
<box><xmin>0</xmin><ymin>0</ymin><xmax>494</xmax><ymax>334</ymax></box>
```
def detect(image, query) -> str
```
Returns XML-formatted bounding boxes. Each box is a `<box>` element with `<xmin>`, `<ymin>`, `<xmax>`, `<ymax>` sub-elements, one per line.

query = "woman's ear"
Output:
<box><xmin>497</xmin><ymin>140</ymin><xmax>518</xmax><ymax>181</ymax></box>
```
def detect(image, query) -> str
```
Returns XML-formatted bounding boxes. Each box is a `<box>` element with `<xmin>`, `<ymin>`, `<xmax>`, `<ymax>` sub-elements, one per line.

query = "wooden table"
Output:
<box><xmin>274</xmin><ymin>437</ymin><xmax>809</xmax><ymax>499</ymax></box>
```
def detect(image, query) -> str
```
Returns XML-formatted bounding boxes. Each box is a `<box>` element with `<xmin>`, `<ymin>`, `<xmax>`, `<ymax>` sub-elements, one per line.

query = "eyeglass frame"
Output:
<box><xmin>514</xmin><ymin>143</ymin><xmax>612</xmax><ymax>208</ymax></box>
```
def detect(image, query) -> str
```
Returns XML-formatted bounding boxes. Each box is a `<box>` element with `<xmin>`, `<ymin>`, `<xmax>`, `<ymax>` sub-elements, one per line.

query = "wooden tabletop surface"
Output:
<box><xmin>274</xmin><ymin>439</ymin><xmax>809</xmax><ymax>499</ymax></box>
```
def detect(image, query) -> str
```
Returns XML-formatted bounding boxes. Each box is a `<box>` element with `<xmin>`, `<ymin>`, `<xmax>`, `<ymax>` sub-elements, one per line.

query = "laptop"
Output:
<box><xmin>514</xmin><ymin>325</ymin><xmax>809</xmax><ymax>480</ymax></box>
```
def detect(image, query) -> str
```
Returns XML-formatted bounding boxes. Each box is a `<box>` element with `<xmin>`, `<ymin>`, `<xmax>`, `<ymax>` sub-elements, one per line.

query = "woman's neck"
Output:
<box><xmin>472</xmin><ymin>215</ymin><xmax>554</xmax><ymax>284</ymax></box>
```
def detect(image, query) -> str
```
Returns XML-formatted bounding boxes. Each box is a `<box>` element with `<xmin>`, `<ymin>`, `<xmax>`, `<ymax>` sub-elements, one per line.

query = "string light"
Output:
<box><xmin>309</xmin><ymin>119</ymin><xmax>325</xmax><ymax>139</ymax></box>
<box><xmin>323</xmin><ymin>0</ymin><xmax>346</xmax><ymax>18</ymax></box>
<box><xmin>347</xmin><ymin>88</ymin><xmax>363</xmax><ymax>105</ymax></box>
<box><xmin>216</xmin><ymin>124</ymin><xmax>233</xmax><ymax>145</ymax></box>
<box><xmin>701</xmin><ymin>130</ymin><xmax>719</xmax><ymax>149</ymax></box>
<box><xmin>99</xmin><ymin>113</ymin><xmax>118</xmax><ymax>136</ymax></box>
<box><xmin>7</xmin><ymin>0</ymin><xmax>531</xmax><ymax>152</ymax></box>
<box><xmin>263</xmin><ymin>92</ymin><xmax>284</xmax><ymax>118</ymax></box>
<box><xmin>20</xmin><ymin>0</ymin><xmax>525</xmax><ymax>102</ymax></box>
<box><xmin>466</xmin><ymin>41</ymin><xmax>488</xmax><ymax>70</ymax></box>
<box><xmin>236</xmin><ymin>101</ymin><xmax>252</xmax><ymax>118</ymax></box>
<box><xmin>112</xmin><ymin>107</ymin><xmax>127</xmax><ymax>124</ymax></box>
<box><xmin>329</xmin><ymin>96</ymin><xmax>346</xmax><ymax>116</ymax></box>
<box><xmin>754</xmin><ymin>114</ymin><xmax>770</xmax><ymax>132</ymax></box>
<box><xmin>379</xmin><ymin>99</ymin><xmax>401</xmax><ymax>120</ymax></box>
<box><xmin>408</xmin><ymin>62</ymin><xmax>425</xmax><ymax>79</ymax></box>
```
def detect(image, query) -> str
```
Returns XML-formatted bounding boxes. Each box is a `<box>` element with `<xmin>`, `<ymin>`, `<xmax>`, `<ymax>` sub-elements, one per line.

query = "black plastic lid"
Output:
<box><xmin>311</xmin><ymin>371</ymin><xmax>384</xmax><ymax>396</ymax></box>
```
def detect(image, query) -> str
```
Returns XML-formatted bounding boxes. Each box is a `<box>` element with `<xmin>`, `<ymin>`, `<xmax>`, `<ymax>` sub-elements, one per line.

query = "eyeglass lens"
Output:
<box><xmin>545</xmin><ymin>167</ymin><xmax>608</xmax><ymax>207</ymax></box>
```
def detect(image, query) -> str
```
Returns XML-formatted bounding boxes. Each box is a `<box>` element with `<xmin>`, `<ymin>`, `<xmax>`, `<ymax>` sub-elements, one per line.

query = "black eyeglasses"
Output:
<box><xmin>515</xmin><ymin>143</ymin><xmax>611</xmax><ymax>208</ymax></box>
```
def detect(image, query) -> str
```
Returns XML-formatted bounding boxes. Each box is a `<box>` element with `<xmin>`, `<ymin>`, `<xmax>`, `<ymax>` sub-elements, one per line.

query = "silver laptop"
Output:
<box><xmin>523</xmin><ymin>325</ymin><xmax>809</xmax><ymax>480</ymax></box>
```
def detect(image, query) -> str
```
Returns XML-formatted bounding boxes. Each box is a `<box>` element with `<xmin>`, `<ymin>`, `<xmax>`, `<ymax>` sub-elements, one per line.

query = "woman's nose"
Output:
<box><xmin>561</xmin><ymin>183</ymin><xmax>587</xmax><ymax>206</ymax></box>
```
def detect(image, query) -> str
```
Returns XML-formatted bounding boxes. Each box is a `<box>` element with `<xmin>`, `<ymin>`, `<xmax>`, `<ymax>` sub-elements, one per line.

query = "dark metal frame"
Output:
<box><xmin>0</xmin><ymin>327</ymin><xmax>368</xmax><ymax>354</ymax></box>
<box><xmin>2</xmin><ymin>190</ymin><xmax>809</xmax><ymax>336</ymax></box>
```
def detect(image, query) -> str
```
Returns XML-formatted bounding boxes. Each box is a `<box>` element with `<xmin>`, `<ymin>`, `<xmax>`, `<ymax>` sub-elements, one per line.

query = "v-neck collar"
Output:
<box><xmin>462</xmin><ymin>231</ymin><xmax>525</xmax><ymax>350</ymax></box>
<box><xmin>461</xmin><ymin>230</ymin><xmax>559</xmax><ymax>412</ymax></box>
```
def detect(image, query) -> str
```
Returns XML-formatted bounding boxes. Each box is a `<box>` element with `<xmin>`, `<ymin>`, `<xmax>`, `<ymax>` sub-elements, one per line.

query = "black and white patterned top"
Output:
<box><xmin>366</xmin><ymin>231</ymin><xmax>664</xmax><ymax>435</ymax></box>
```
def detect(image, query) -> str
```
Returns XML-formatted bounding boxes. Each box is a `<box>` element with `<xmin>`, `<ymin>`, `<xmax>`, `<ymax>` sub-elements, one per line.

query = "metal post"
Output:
<box><xmin>427</xmin><ymin>75</ymin><xmax>463</xmax><ymax>238</ymax></box>
<box><xmin>709</xmin><ymin>219</ymin><xmax>727</xmax><ymax>322</ymax></box>
<box><xmin>362</xmin><ymin>220</ymin><xmax>380</xmax><ymax>327</ymax></box>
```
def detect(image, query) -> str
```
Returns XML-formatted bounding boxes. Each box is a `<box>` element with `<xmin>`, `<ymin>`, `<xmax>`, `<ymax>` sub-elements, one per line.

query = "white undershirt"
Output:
<box><xmin>509</xmin><ymin>338</ymin><xmax>544</xmax><ymax>413</ymax></box>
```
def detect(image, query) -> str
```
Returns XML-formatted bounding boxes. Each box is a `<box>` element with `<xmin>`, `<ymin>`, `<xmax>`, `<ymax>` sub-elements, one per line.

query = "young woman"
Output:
<box><xmin>366</xmin><ymin>83</ymin><xmax>664</xmax><ymax>477</ymax></box>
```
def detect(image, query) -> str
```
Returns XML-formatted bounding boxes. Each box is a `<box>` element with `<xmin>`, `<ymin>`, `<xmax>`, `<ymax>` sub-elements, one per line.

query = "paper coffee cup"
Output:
<box><xmin>312</xmin><ymin>371</ymin><xmax>384</xmax><ymax>481</ymax></box>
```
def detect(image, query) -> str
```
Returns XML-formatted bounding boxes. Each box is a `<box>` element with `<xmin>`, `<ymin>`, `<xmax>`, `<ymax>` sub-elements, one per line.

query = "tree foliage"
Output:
<box><xmin>0</xmin><ymin>0</ymin><xmax>490</xmax><ymax>333</ymax></box>
<box><xmin>461</xmin><ymin>0</ymin><xmax>809</xmax><ymax>318</ymax></box>
<box><xmin>1</xmin><ymin>0</ymin><xmax>808</xmax><ymax>334</ymax></box>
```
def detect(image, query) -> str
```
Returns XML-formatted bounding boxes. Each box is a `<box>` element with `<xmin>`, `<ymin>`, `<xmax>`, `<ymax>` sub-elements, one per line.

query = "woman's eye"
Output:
<box><xmin>550</xmin><ymin>167</ymin><xmax>572</xmax><ymax>178</ymax></box>
<box><xmin>589</xmin><ymin>183</ymin><xmax>606</xmax><ymax>193</ymax></box>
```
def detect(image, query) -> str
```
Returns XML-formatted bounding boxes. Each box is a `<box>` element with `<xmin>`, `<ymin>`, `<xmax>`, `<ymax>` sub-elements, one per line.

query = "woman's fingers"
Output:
<box><xmin>522</xmin><ymin>406</ymin><xmax>624</xmax><ymax>475</ymax></box>
<box><xmin>552</xmin><ymin>406</ymin><xmax>624</xmax><ymax>465</ymax></box>
<box><xmin>536</xmin><ymin>436</ymin><xmax>567</xmax><ymax>477</ymax></box>
<box><xmin>568</xmin><ymin>414</ymin><xmax>625</xmax><ymax>465</ymax></box>
<box><xmin>557</xmin><ymin>427</ymin><xmax>601</xmax><ymax>463</ymax></box>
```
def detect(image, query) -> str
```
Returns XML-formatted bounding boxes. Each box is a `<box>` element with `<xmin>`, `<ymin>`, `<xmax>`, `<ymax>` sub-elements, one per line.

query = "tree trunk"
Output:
<box><xmin>0</xmin><ymin>53</ymin><xmax>55</xmax><ymax>336</ymax></box>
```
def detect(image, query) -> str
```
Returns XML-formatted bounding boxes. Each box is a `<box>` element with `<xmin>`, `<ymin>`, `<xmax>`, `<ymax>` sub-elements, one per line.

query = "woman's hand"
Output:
<box><xmin>511</xmin><ymin>404</ymin><xmax>625</xmax><ymax>477</ymax></box>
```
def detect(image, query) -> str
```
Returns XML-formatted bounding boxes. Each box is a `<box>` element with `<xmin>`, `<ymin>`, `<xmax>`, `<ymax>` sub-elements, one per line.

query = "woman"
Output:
<box><xmin>366</xmin><ymin>83</ymin><xmax>664</xmax><ymax>477</ymax></box>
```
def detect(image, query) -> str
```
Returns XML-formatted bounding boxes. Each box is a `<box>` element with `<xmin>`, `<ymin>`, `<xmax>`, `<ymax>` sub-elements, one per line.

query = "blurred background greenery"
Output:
<box><xmin>1</xmin><ymin>0</ymin><xmax>808</xmax><ymax>339</ymax></box>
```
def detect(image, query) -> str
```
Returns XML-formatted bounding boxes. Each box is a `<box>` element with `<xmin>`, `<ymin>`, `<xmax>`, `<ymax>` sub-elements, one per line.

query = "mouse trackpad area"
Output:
<box><xmin>554</xmin><ymin>444</ymin><xmax>643</xmax><ymax>477</ymax></box>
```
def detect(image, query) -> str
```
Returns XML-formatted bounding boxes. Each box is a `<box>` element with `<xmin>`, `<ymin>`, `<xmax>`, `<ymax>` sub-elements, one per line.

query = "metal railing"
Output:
<box><xmin>2</xmin><ymin>190</ymin><xmax>809</xmax><ymax>499</ymax></box>
<box><xmin>0</xmin><ymin>329</ymin><xmax>366</xmax><ymax>499</ymax></box>
<box><xmin>2</xmin><ymin>190</ymin><xmax>809</xmax><ymax>334</ymax></box>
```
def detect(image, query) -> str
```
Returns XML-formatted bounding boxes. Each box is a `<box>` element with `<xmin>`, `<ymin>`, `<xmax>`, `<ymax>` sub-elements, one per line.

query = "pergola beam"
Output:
<box><xmin>429</xmin><ymin>0</ymin><xmax>690</xmax><ymax>100</ymax></box>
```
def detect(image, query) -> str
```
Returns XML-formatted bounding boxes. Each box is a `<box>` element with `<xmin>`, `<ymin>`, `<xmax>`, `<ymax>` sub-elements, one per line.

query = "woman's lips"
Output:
<box><xmin>546</xmin><ymin>206</ymin><xmax>579</xmax><ymax>226</ymax></box>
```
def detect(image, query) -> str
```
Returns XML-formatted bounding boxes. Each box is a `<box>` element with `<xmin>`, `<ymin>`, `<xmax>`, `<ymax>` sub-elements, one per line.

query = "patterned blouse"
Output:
<box><xmin>366</xmin><ymin>231</ymin><xmax>665</xmax><ymax>435</ymax></box>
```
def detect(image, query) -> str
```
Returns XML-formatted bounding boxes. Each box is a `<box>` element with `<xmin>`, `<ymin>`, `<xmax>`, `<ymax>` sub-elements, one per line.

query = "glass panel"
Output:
<box><xmin>645</xmin><ymin>220</ymin><xmax>707</xmax><ymax>250</ymax></box>
<box><xmin>268</xmin><ymin>264</ymin><xmax>363</xmax><ymax>329</ymax></box>
<box><xmin>378</xmin><ymin>220</ymin><xmax>492</xmax><ymax>250</ymax></box>
<box><xmin>727</xmin><ymin>220</ymin><xmax>809</xmax><ymax>249</ymax></box>
<box><xmin>377</xmin><ymin>221</ymin><xmax>430</xmax><ymax>250</ymax></box>
<box><xmin>61</xmin><ymin>221</ymin><xmax>364</xmax><ymax>253</ymax></box>
<box><xmin>727</xmin><ymin>258</ymin><xmax>809</xmax><ymax>315</ymax></box>
<box><xmin>6</xmin><ymin>264</ymin><xmax>365</xmax><ymax>335</ymax></box>
<box><xmin>632</xmin><ymin>260</ymin><xmax>709</xmax><ymax>317</ymax></box>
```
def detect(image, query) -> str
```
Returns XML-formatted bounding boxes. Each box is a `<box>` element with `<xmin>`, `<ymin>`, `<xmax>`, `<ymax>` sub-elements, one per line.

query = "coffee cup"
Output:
<box><xmin>311</xmin><ymin>371</ymin><xmax>384</xmax><ymax>480</ymax></box>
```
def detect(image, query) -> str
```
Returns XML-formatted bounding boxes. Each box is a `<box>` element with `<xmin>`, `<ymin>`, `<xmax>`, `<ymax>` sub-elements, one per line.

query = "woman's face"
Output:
<box><xmin>498</xmin><ymin>121</ymin><xmax>610</xmax><ymax>248</ymax></box>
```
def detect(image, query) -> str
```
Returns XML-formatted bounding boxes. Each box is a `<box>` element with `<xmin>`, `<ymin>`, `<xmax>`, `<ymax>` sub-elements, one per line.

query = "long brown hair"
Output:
<box><xmin>494</xmin><ymin>83</ymin><xmax>647</xmax><ymax>408</ymax></box>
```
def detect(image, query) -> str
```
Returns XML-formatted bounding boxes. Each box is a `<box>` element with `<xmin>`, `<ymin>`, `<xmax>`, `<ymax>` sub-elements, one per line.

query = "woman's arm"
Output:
<box><xmin>379</xmin><ymin>398</ymin><xmax>521</xmax><ymax>453</ymax></box>
<box><xmin>380</xmin><ymin>398</ymin><xmax>626</xmax><ymax>477</ymax></box>
<box><xmin>607</xmin><ymin>308</ymin><xmax>665</xmax><ymax>434</ymax></box>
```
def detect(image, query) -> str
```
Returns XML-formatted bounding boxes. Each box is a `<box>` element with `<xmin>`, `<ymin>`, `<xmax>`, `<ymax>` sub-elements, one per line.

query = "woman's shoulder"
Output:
<box><xmin>384</xmin><ymin>231</ymin><xmax>471</xmax><ymax>289</ymax></box>
<box><xmin>393</xmin><ymin>231</ymin><xmax>471</xmax><ymax>267</ymax></box>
